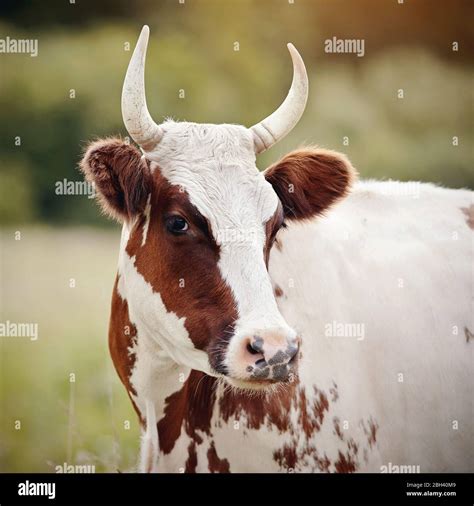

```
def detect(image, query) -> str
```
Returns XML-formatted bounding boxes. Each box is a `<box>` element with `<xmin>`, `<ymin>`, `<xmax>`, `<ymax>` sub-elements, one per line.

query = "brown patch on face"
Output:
<box><xmin>265</xmin><ymin>148</ymin><xmax>356</xmax><ymax>221</ymax></box>
<box><xmin>464</xmin><ymin>327</ymin><xmax>473</xmax><ymax>343</ymax></box>
<box><xmin>125</xmin><ymin>166</ymin><xmax>238</xmax><ymax>374</ymax></box>
<box><xmin>461</xmin><ymin>205</ymin><xmax>474</xmax><ymax>230</ymax></box>
<box><xmin>108</xmin><ymin>276</ymin><xmax>141</xmax><ymax>419</ymax></box>
<box><xmin>207</xmin><ymin>441</ymin><xmax>230</xmax><ymax>473</ymax></box>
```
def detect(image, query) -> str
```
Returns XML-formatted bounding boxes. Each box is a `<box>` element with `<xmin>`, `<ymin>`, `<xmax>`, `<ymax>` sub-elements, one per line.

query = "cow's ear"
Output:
<box><xmin>264</xmin><ymin>148</ymin><xmax>356</xmax><ymax>220</ymax></box>
<box><xmin>80</xmin><ymin>138</ymin><xmax>151</xmax><ymax>222</ymax></box>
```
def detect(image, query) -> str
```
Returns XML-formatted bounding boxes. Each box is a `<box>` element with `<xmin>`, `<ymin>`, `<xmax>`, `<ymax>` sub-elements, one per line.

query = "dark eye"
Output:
<box><xmin>166</xmin><ymin>215</ymin><xmax>189</xmax><ymax>235</ymax></box>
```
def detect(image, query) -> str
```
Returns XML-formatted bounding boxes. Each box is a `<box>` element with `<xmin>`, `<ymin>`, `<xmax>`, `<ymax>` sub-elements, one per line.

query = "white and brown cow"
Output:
<box><xmin>80</xmin><ymin>26</ymin><xmax>473</xmax><ymax>473</ymax></box>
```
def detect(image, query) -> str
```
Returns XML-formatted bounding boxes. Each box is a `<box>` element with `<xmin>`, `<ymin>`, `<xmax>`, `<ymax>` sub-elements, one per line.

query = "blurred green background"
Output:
<box><xmin>0</xmin><ymin>0</ymin><xmax>473</xmax><ymax>472</ymax></box>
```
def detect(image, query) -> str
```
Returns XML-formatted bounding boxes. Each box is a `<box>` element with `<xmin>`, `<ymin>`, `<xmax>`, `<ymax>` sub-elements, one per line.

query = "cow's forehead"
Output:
<box><xmin>144</xmin><ymin>121</ymin><xmax>279</xmax><ymax>234</ymax></box>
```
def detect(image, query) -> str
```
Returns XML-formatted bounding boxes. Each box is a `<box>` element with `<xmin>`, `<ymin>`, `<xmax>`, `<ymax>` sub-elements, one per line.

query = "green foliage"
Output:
<box><xmin>0</xmin><ymin>228</ymin><xmax>138</xmax><ymax>472</ymax></box>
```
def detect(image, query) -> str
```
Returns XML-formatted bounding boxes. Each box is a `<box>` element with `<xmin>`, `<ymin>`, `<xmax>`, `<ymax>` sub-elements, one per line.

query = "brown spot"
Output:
<box><xmin>274</xmin><ymin>284</ymin><xmax>284</xmax><ymax>298</ymax></box>
<box><xmin>335</xmin><ymin>450</ymin><xmax>357</xmax><ymax>473</ymax></box>
<box><xmin>347</xmin><ymin>438</ymin><xmax>359</xmax><ymax>456</ymax></box>
<box><xmin>184</xmin><ymin>442</ymin><xmax>197</xmax><ymax>473</ymax></box>
<box><xmin>312</xmin><ymin>387</ymin><xmax>330</xmax><ymax>429</ymax></box>
<box><xmin>315</xmin><ymin>452</ymin><xmax>331</xmax><ymax>472</ymax></box>
<box><xmin>333</xmin><ymin>417</ymin><xmax>344</xmax><ymax>441</ymax></box>
<box><xmin>108</xmin><ymin>277</ymin><xmax>141</xmax><ymax>419</ymax></box>
<box><xmin>265</xmin><ymin>148</ymin><xmax>356</xmax><ymax>221</ymax></box>
<box><xmin>361</xmin><ymin>417</ymin><xmax>379</xmax><ymax>449</ymax></box>
<box><xmin>334</xmin><ymin>436</ymin><xmax>360</xmax><ymax>473</ymax></box>
<box><xmin>273</xmin><ymin>443</ymin><xmax>298</xmax><ymax>470</ymax></box>
<box><xmin>271</xmin><ymin>385</ymin><xmax>335</xmax><ymax>472</ymax></box>
<box><xmin>207</xmin><ymin>441</ymin><xmax>230</xmax><ymax>473</ymax></box>
<box><xmin>464</xmin><ymin>327</ymin><xmax>473</xmax><ymax>343</ymax></box>
<box><xmin>274</xmin><ymin>437</ymin><xmax>332</xmax><ymax>473</ymax></box>
<box><xmin>298</xmin><ymin>387</ymin><xmax>328</xmax><ymax>436</ymax></box>
<box><xmin>157</xmin><ymin>372</ymin><xmax>217</xmax><ymax>454</ymax></box>
<box><xmin>461</xmin><ymin>205</ymin><xmax>474</xmax><ymax>230</ymax></box>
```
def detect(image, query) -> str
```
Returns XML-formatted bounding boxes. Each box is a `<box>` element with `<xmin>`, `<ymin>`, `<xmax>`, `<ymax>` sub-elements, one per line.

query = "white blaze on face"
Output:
<box><xmin>144</xmin><ymin>120</ymin><xmax>296</xmax><ymax>375</ymax></box>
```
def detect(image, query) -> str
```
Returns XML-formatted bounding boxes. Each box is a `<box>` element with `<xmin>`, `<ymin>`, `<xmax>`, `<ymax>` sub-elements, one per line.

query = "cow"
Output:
<box><xmin>80</xmin><ymin>26</ymin><xmax>473</xmax><ymax>473</ymax></box>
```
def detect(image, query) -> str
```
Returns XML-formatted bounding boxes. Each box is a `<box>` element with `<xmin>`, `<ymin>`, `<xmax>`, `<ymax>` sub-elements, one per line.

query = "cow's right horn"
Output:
<box><xmin>122</xmin><ymin>25</ymin><xmax>163</xmax><ymax>151</ymax></box>
<box><xmin>250</xmin><ymin>44</ymin><xmax>308</xmax><ymax>154</ymax></box>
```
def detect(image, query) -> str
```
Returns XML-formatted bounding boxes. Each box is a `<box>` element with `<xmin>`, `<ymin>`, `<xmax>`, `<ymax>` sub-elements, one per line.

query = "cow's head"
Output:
<box><xmin>81</xmin><ymin>26</ymin><xmax>355</xmax><ymax>391</ymax></box>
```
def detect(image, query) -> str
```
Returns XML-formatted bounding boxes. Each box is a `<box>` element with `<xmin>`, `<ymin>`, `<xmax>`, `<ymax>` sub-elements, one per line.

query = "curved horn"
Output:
<box><xmin>250</xmin><ymin>44</ymin><xmax>308</xmax><ymax>154</ymax></box>
<box><xmin>121</xmin><ymin>25</ymin><xmax>163</xmax><ymax>151</ymax></box>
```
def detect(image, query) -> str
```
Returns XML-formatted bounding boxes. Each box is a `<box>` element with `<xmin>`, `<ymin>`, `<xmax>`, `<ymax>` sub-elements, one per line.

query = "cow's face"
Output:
<box><xmin>80</xmin><ymin>25</ymin><xmax>355</xmax><ymax>390</ymax></box>
<box><xmin>81</xmin><ymin>122</ymin><xmax>355</xmax><ymax>390</ymax></box>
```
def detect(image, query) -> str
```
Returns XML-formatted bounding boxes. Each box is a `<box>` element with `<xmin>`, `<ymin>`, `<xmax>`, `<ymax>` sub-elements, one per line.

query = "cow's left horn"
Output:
<box><xmin>250</xmin><ymin>44</ymin><xmax>308</xmax><ymax>154</ymax></box>
<box><xmin>122</xmin><ymin>25</ymin><xmax>163</xmax><ymax>151</ymax></box>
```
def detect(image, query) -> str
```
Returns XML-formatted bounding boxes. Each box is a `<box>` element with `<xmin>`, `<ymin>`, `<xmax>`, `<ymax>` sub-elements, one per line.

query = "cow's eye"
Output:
<box><xmin>166</xmin><ymin>215</ymin><xmax>189</xmax><ymax>235</ymax></box>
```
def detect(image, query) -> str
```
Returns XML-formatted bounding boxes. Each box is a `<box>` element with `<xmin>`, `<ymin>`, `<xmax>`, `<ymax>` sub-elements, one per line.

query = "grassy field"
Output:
<box><xmin>0</xmin><ymin>227</ymin><xmax>140</xmax><ymax>472</ymax></box>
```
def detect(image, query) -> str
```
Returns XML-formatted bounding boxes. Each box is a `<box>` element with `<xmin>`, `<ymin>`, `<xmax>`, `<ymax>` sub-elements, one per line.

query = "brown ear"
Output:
<box><xmin>264</xmin><ymin>148</ymin><xmax>356</xmax><ymax>220</ymax></box>
<box><xmin>80</xmin><ymin>138</ymin><xmax>151</xmax><ymax>221</ymax></box>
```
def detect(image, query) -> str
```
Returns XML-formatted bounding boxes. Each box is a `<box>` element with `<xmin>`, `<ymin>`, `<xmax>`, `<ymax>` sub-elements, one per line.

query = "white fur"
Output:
<box><xmin>141</xmin><ymin>193</ymin><xmax>152</xmax><ymax>247</ymax></box>
<box><xmin>140</xmin><ymin>400</ymin><xmax>159</xmax><ymax>473</ymax></box>
<box><xmin>268</xmin><ymin>181</ymin><xmax>473</xmax><ymax>472</ymax></box>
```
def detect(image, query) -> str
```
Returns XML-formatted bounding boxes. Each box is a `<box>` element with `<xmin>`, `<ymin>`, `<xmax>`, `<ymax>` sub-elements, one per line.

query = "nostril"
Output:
<box><xmin>288</xmin><ymin>351</ymin><xmax>298</xmax><ymax>363</ymax></box>
<box><xmin>255</xmin><ymin>358</ymin><xmax>266</xmax><ymax>367</ymax></box>
<box><xmin>246</xmin><ymin>342</ymin><xmax>260</xmax><ymax>355</ymax></box>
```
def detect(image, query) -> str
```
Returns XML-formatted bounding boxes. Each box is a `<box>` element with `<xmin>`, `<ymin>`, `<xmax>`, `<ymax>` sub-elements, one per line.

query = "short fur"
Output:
<box><xmin>265</xmin><ymin>148</ymin><xmax>357</xmax><ymax>220</ymax></box>
<box><xmin>80</xmin><ymin>138</ymin><xmax>151</xmax><ymax>221</ymax></box>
